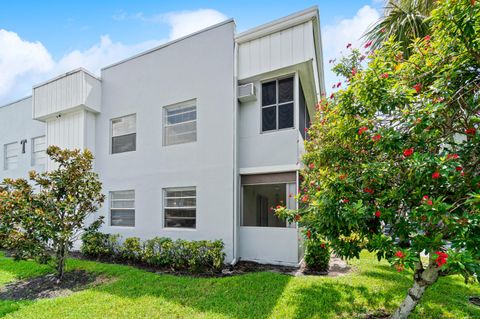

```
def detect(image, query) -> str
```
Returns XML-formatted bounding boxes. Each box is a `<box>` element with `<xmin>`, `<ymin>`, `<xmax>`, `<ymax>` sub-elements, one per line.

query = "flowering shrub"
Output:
<box><xmin>278</xmin><ymin>1</ymin><xmax>479</xmax><ymax>318</ymax></box>
<box><xmin>304</xmin><ymin>239</ymin><xmax>330</xmax><ymax>272</ymax></box>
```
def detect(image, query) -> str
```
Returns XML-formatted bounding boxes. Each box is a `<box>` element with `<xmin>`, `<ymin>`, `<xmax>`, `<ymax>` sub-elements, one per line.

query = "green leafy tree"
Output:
<box><xmin>0</xmin><ymin>146</ymin><xmax>105</xmax><ymax>281</ymax></box>
<box><xmin>364</xmin><ymin>0</ymin><xmax>437</xmax><ymax>58</ymax></box>
<box><xmin>279</xmin><ymin>1</ymin><xmax>480</xmax><ymax>318</ymax></box>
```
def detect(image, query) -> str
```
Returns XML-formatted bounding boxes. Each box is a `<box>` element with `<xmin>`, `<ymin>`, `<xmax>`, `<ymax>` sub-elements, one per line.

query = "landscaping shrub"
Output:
<box><xmin>119</xmin><ymin>237</ymin><xmax>142</xmax><ymax>262</ymax></box>
<box><xmin>80</xmin><ymin>231</ymin><xmax>225</xmax><ymax>273</ymax></box>
<box><xmin>304</xmin><ymin>240</ymin><xmax>330</xmax><ymax>272</ymax></box>
<box><xmin>80</xmin><ymin>229</ymin><xmax>120</xmax><ymax>258</ymax></box>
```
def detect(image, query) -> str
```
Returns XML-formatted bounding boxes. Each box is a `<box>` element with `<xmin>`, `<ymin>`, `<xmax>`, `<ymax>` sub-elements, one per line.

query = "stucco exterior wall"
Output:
<box><xmin>0</xmin><ymin>97</ymin><xmax>46</xmax><ymax>180</ymax></box>
<box><xmin>94</xmin><ymin>21</ymin><xmax>237</xmax><ymax>261</ymax></box>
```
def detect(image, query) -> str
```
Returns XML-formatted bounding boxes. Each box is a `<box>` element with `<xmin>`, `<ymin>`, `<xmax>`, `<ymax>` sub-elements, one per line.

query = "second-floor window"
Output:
<box><xmin>111</xmin><ymin>114</ymin><xmax>136</xmax><ymax>154</ymax></box>
<box><xmin>261</xmin><ymin>77</ymin><xmax>294</xmax><ymax>132</ymax></box>
<box><xmin>163</xmin><ymin>100</ymin><xmax>197</xmax><ymax>146</ymax></box>
<box><xmin>32</xmin><ymin>136</ymin><xmax>46</xmax><ymax>166</ymax></box>
<box><xmin>4</xmin><ymin>142</ymin><xmax>18</xmax><ymax>170</ymax></box>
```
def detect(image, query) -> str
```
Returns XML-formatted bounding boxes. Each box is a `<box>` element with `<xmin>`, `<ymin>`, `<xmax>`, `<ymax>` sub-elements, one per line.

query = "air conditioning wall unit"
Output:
<box><xmin>238</xmin><ymin>83</ymin><xmax>257</xmax><ymax>102</ymax></box>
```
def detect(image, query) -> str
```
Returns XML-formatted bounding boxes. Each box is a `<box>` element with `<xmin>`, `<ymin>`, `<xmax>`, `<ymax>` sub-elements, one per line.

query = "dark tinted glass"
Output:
<box><xmin>262</xmin><ymin>106</ymin><xmax>276</xmax><ymax>131</ymax></box>
<box><xmin>262</xmin><ymin>81</ymin><xmax>276</xmax><ymax>106</ymax></box>
<box><xmin>112</xmin><ymin>133</ymin><xmax>136</xmax><ymax>154</ymax></box>
<box><xmin>278</xmin><ymin>77</ymin><xmax>294</xmax><ymax>103</ymax></box>
<box><xmin>278</xmin><ymin>103</ymin><xmax>294</xmax><ymax>129</ymax></box>
<box><xmin>111</xmin><ymin>209</ymin><xmax>135</xmax><ymax>227</ymax></box>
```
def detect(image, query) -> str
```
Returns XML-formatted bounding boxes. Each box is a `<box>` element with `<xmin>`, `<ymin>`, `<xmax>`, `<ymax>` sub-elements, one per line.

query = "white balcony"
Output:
<box><xmin>33</xmin><ymin>68</ymin><xmax>101</xmax><ymax>121</ymax></box>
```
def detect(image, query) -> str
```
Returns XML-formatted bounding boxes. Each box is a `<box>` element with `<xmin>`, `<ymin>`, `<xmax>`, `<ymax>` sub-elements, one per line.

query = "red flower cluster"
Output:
<box><xmin>446</xmin><ymin>153</ymin><xmax>459</xmax><ymax>160</ymax></box>
<box><xmin>380</xmin><ymin>73</ymin><xmax>389</xmax><ymax>79</ymax></box>
<box><xmin>342</xmin><ymin>198</ymin><xmax>349</xmax><ymax>203</ymax></box>
<box><xmin>301</xmin><ymin>195</ymin><xmax>309</xmax><ymax>203</ymax></box>
<box><xmin>351</xmin><ymin>68</ymin><xmax>357</xmax><ymax>76</ymax></box>
<box><xmin>320</xmin><ymin>243</ymin><xmax>326</xmax><ymax>249</ymax></box>
<box><xmin>395</xmin><ymin>264</ymin><xmax>405</xmax><ymax>272</ymax></box>
<box><xmin>364</xmin><ymin>188</ymin><xmax>374</xmax><ymax>194</ymax></box>
<box><xmin>403</xmin><ymin>148</ymin><xmax>414</xmax><ymax>157</ymax></box>
<box><xmin>424</xmin><ymin>35</ymin><xmax>431</xmax><ymax>41</ymax></box>
<box><xmin>456</xmin><ymin>166</ymin><xmax>463</xmax><ymax>172</ymax></box>
<box><xmin>306</xmin><ymin>230</ymin><xmax>311</xmax><ymax>239</ymax></box>
<box><xmin>395</xmin><ymin>251</ymin><xmax>405</xmax><ymax>259</ymax></box>
<box><xmin>423</xmin><ymin>195</ymin><xmax>433</xmax><ymax>205</ymax></box>
<box><xmin>413</xmin><ymin>83</ymin><xmax>422</xmax><ymax>93</ymax></box>
<box><xmin>435</xmin><ymin>251</ymin><xmax>448</xmax><ymax>267</ymax></box>
<box><xmin>432</xmin><ymin>171</ymin><xmax>441</xmax><ymax>179</ymax></box>
<box><xmin>465</xmin><ymin>128</ymin><xmax>476</xmax><ymax>135</ymax></box>
<box><xmin>339</xmin><ymin>174</ymin><xmax>348</xmax><ymax>180</ymax></box>
<box><xmin>375</xmin><ymin>211</ymin><xmax>381</xmax><ymax>218</ymax></box>
<box><xmin>358</xmin><ymin>126</ymin><xmax>369</xmax><ymax>135</ymax></box>
<box><xmin>372</xmin><ymin>134</ymin><xmax>381</xmax><ymax>141</ymax></box>
<box><xmin>309</xmin><ymin>163</ymin><xmax>315</xmax><ymax>169</ymax></box>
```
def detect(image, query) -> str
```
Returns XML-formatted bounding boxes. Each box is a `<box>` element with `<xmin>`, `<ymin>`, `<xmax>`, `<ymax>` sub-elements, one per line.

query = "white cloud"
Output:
<box><xmin>164</xmin><ymin>9</ymin><xmax>228</xmax><ymax>40</ymax></box>
<box><xmin>0</xmin><ymin>29</ymin><xmax>54</xmax><ymax>99</ymax></box>
<box><xmin>321</xmin><ymin>5</ymin><xmax>381</xmax><ymax>90</ymax></box>
<box><xmin>0</xmin><ymin>8</ymin><xmax>227</xmax><ymax>105</ymax></box>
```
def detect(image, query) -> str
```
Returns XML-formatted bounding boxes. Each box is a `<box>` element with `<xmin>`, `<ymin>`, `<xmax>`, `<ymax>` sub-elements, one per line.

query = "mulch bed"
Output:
<box><xmin>0</xmin><ymin>270</ymin><xmax>109</xmax><ymax>301</ymax></box>
<box><xmin>364</xmin><ymin>309</ymin><xmax>390</xmax><ymax>318</ymax></box>
<box><xmin>71</xmin><ymin>252</ymin><xmax>352</xmax><ymax>278</ymax></box>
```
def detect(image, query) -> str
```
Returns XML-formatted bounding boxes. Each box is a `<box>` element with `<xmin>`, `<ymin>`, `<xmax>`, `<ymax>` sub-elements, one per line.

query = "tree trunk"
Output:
<box><xmin>391</xmin><ymin>258</ymin><xmax>440</xmax><ymax>319</ymax></box>
<box><xmin>56</xmin><ymin>241</ymin><xmax>66</xmax><ymax>283</ymax></box>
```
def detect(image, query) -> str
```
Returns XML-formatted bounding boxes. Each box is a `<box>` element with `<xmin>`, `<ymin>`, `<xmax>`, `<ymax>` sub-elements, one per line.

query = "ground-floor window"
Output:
<box><xmin>110</xmin><ymin>190</ymin><xmax>135</xmax><ymax>227</ymax></box>
<box><xmin>164</xmin><ymin>187</ymin><xmax>196</xmax><ymax>229</ymax></box>
<box><xmin>241</xmin><ymin>172</ymin><xmax>296</xmax><ymax>227</ymax></box>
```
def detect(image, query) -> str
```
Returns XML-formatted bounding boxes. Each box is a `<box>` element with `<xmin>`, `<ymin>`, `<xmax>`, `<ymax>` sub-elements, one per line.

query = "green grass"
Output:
<box><xmin>0</xmin><ymin>251</ymin><xmax>479</xmax><ymax>319</ymax></box>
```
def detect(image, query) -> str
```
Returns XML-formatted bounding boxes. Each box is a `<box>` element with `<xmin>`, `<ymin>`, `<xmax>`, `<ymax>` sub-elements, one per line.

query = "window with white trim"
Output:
<box><xmin>110</xmin><ymin>190</ymin><xmax>135</xmax><ymax>227</ymax></box>
<box><xmin>261</xmin><ymin>77</ymin><xmax>294</xmax><ymax>132</ymax></box>
<box><xmin>164</xmin><ymin>187</ymin><xmax>196</xmax><ymax>228</ymax></box>
<box><xmin>31</xmin><ymin>136</ymin><xmax>46</xmax><ymax>166</ymax></box>
<box><xmin>4</xmin><ymin>142</ymin><xmax>18</xmax><ymax>170</ymax></box>
<box><xmin>111</xmin><ymin>114</ymin><xmax>136</xmax><ymax>154</ymax></box>
<box><xmin>163</xmin><ymin>100</ymin><xmax>197</xmax><ymax>146</ymax></box>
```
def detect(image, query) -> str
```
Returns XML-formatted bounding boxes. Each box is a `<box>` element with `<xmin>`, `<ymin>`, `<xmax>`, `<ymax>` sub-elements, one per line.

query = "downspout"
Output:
<box><xmin>231</xmin><ymin>39</ymin><xmax>239</xmax><ymax>266</ymax></box>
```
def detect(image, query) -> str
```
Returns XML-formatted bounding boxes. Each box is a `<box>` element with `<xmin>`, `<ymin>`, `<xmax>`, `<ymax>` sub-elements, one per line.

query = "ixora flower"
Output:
<box><xmin>380</xmin><ymin>73</ymin><xmax>389</xmax><ymax>79</ymax></box>
<box><xmin>435</xmin><ymin>251</ymin><xmax>448</xmax><ymax>267</ymax></box>
<box><xmin>309</xmin><ymin>163</ymin><xmax>315</xmax><ymax>169</ymax></box>
<box><xmin>413</xmin><ymin>83</ymin><xmax>422</xmax><ymax>93</ymax></box>
<box><xmin>447</xmin><ymin>153</ymin><xmax>459</xmax><ymax>160</ymax></box>
<box><xmin>403</xmin><ymin>148</ymin><xmax>414</xmax><ymax>157</ymax></box>
<box><xmin>465</xmin><ymin>127</ymin><xmax>476</xmax><ymax>135</ymax></box>
<box><xmin>456</xmin><ymin>166</ymin><xmax>463</xmax><ymax>172</ymax></box>
<box><xmin>341</xmin><ymin>198</ymin><xmax>349</xmax><ymax>203</ymax></box>
<box><xmin>301</xmin><ymin>195</ymin><xmax>309</xmax><ymax>203</ymax></box>
<box><xmin>423</xmin><ymin>196</ymin><xmax>434</xmax><ymax>205</ymax></box>
<box><xmin>339</xmin><ymin>174</ymin><xmax>348</xmax><ymax>180</ymax></box>
<box><xmin>372</xmin><ymin>134</ymin><xmax>381</xmax><ymax>141</ymax></box>
<box><xmin>306</xmin><ymin>230</ymin><xmax>311</xmax><ymax>239</ymax></box>
<box><xmin>424</xmin><ymin>35</ymin><xmax>431</xmax><ymax>41</ymax></box>
<box><xmin>320</xmin><ymin>243</ymin><xmax>326</xmax><ymax>249</ymax></box>
<box><xmin>358</xmin><ymin>126</ymin><xmax>369</xmax><ymax>135</ymax></box>
<box><xmin>395</xmin><ymin>251</ymin><xmax>405</xmax><ymax>259</ymax></box>
<box><xmin>364</xmin><ymin>188</ymin><xmax>374</xmax><ymax>194</ymax></box>
<box><xmin>432</xmin><ymin>171</ymin><xmax>441</xmax><ymax>179</ymax></box>
<box><xmin>375</xmin><ymin>211</ymin><xmax>381</xmax><ymax>218</ymax></box>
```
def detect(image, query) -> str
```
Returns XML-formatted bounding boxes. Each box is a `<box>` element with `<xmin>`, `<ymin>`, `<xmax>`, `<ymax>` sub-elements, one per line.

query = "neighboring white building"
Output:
<box><xmin>0</xmin><ymin>7</ymin><xmax>325</xmax><ymax>266</ymax></box>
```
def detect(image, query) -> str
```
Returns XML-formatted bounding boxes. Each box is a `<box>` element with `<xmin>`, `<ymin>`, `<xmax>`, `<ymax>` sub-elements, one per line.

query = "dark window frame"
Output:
<box><xmin>261</xmin><ymin>76</ymin><xmax>295</xmax><ymax>133</ymax></box>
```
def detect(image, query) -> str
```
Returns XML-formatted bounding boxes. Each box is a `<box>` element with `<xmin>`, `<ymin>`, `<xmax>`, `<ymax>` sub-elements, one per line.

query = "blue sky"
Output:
<box><xmin>0</xmin><ymin>0</ymin><xmax>385</xmax><ymax>105</ymax></box>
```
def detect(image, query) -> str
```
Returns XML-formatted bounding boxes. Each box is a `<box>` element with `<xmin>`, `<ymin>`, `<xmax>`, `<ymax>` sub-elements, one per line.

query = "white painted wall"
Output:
<box><xmin>0</xmin><ymin>97</ymin><xmax>46</xmax><ymax>180</ymax></box>
<box><xmin>238</xmin><ymin>21</ymin><xmax>316</xmax><ymax>81</ymax></box>
<box><xmin>94</xmin><ymin>21</ymin><xmax>237</xmax><ymax>261</ymax></box>
<box><xmin>238</xmin><ymin>227</ymin><xmax>299</xmax><ymax>265</ymax></box>
<box><xmin>33</xmin><ymin>69</ymin><xmax>101</xmax><ymax>120</ymax></box>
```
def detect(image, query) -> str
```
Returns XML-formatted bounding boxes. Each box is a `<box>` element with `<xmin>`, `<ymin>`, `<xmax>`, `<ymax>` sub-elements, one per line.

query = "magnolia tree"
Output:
<box><xmin>278</xmin><ymin>1</ymin><xmax>480</xmax><ymax>318</ymax></box>
<box><xmin>0</xmin><ymin>146</ymin><xmax>105</xmax><ymax>281</ymax></box>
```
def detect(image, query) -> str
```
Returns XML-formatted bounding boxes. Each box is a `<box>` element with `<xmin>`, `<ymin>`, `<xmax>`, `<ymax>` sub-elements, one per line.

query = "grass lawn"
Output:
<box><xmin>0</xmin><ymin>251</ymin><xmax>479</xmax><ymax>319</ymax></box>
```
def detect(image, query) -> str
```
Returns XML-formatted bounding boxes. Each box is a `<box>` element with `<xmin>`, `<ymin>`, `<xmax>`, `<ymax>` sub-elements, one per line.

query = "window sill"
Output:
<box><xmin>162</xmin><ymin>227</ymin><xmax>197</xmax><ymax>231</ymax></box>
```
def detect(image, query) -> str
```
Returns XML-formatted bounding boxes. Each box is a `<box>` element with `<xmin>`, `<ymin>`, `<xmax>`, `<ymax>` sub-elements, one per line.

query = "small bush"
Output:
<box><xmin>120</xmin><ymin>237</ymin><xmax>143</xmax><ymax>262</ymax></box>
<box><xmin>81</xmin><ymin>222</ymin><xmax>120</xmax><ymax>258</ymax></box>
<box><xmin>80</xmin><ymin>230</ymin><xmax>225</xmax><ymax>273</ymax></box>
<box><xmin>304</xmin><ymin>240</ymin><xmax>330</xmax><ymax>271</ymax></box>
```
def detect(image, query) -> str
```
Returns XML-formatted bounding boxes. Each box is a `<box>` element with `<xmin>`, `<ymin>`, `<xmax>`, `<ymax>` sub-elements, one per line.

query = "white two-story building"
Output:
<box><xmin>0</xmin><ymin>7</ymin><xmax>325</xmax><ymax>266</ymax></box>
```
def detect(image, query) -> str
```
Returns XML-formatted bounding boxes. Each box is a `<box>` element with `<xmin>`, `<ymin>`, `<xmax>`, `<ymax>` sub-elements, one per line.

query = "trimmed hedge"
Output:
<box><xmin>304</xmin><ymin>240</ymin><xmax>330</xmax><ymax>271</ymax></box>
<box><xmin>81</xmin><ymin>230</ymin><xmax>225</xmax><ymax>273</ymax></box>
